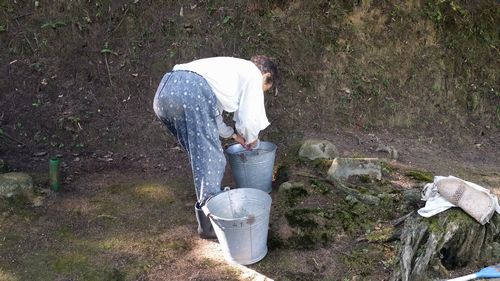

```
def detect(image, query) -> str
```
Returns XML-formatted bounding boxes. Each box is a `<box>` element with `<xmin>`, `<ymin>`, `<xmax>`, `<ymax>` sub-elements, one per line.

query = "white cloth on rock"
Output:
<box><xmin>417</xmin><ymin>175</ymin><xmax>500</xmax><ymax>220</ymax></box>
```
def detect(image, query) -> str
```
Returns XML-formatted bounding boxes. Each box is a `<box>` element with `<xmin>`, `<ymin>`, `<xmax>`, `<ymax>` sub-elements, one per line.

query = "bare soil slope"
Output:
<box><xmin>0</xmin><ymin>0</ymin><xmax>499</xmax><ymax>280</ymax></box>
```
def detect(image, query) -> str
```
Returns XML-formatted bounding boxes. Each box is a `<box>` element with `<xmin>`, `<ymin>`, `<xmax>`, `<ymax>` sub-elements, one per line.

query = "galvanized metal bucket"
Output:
<box><xmin>225</xmin><ymin>141</ymin><xmax>277</xmax><ymax>193</ymax></box>
<box><xmin>202</xmin><ymin>188</ymin><xmax>272</xmax><ymax>265</ymax></box>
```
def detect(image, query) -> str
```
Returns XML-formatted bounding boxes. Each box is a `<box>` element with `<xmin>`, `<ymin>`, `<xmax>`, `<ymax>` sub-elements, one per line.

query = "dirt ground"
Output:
<box><xmin>1</xmin><ymin>128</ymin><xmax>498</xmax><ymax>281</ymax></box>
<box><xmin>0</xmin><ymin>1</ymin><xmax>499</xmax><ymax>280</ymax></box>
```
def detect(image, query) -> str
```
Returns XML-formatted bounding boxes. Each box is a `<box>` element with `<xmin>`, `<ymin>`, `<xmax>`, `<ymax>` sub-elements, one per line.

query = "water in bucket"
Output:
<box><xmin>225</xmin><ymin>141</ymin><xmax>277</xmax><ymax>193</ymax></box>
<box><xmin>202</xmin><ymin>188</ymin><xmax>272</xmax><ymax>265</ymax></box>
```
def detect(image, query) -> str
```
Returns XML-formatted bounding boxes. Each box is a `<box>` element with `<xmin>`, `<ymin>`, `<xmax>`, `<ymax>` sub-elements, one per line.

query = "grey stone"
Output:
<box><xmin>402</xmin><ymin>189</ymin><xmax>422</xmax><ymax>206</ymax></box>
<box><xmin>327</xmin><ymin>158</ymin><xmax>382</xmax><ymax>181</ymax></box>
<box><xmin>298</xmin><ymin>139</ymin><xmax>339</xmax><ymax>160</ymax></box>
<box><xmin>278</xmin><ymin>181</ymin><xmax>305</xmax><ymax>192</ymax></box>
<box><xmin>0</xmin><ymin>172</ymin><xmax>34</xmax><ymax>198</ymax></box>
<box><xmin>375</xmin><ymin>144</ymin><xmax>399</xmax><ymax>160</ymax></box>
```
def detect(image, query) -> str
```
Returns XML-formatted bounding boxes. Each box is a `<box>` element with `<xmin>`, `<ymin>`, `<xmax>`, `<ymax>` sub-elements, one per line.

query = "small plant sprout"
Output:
<box><xmin>41</xmin><ymin>21</ymin><xmax>66</xmax><ymax>29</ymax></box>
<box><xmin>101</xmin><ymin>42</ymin><xmax>117</xmax><ymax>86</ymax></box>
<box><xmin>100</xmin><ymin>42</ymin><xmax>118</xmax><ymax>56</ymax></box>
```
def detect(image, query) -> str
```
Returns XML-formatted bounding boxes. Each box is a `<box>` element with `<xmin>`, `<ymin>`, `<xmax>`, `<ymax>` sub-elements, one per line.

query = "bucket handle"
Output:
<box><xmin>201</xmin><ymin>205</ymin><xmax>224</xmax><ymax>229</ymax></box>
<box><xmin>202</xmin><ymin>188</ymin><xmax>259</xmax><ymax>226</ymax></box>
<box><xmin>201</xmin><ymin>204</ymin><xmax>212</xmax><ymax>217</ymax></box>
<box><xmin>202</xmin><ymin>205</ymin><xmax>257</xmax><ymax>224</ymax></box>
<box><xmin>201</xmin><ymin>187</ymin><xmax>230</xmax><ymax>218</ymax></box>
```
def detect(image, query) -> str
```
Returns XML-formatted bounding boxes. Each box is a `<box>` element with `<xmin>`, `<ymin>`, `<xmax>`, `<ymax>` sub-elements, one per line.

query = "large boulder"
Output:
<box><xmin>298</xmin><ymin>139</ymin><xmax>339</xmax><ymax>160</ymax></box>
<box><xmin>0</xmin><ymin>172</ymin><xmax>34</xmax><ymax>198</ymax></box>
<box><xmin>327</xmin><ymin>158</ymin><xmax>382</xmax><ymax>181</ymax></box>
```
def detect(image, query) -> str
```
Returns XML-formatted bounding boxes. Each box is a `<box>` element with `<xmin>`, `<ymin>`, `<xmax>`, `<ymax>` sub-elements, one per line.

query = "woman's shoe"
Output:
<box><xmin>194</xmin><ymin>202</ymin><xmax>217</xmax><ymax>239</ymax></box>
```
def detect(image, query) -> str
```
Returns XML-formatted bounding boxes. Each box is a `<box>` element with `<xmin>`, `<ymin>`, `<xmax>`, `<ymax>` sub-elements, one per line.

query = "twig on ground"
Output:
<box><xmin>111</xmin><ymin>5</ymin><xmax>130</xmax><ymax>34</ymax></box>
<box><xmin>390</xmin><ymin>211</ymin><xmax>414</xmax><ymax>227</ymax></box>
<box><xmin>104</xmin><ymin>54</ymin><xmax>113</xmax><ymax>87</ymax></box>
<box><xmin>0</xmin><ymin>131</ymin><xmax>26</xmax><ymax>146</ymax></box>
<box><xmin>97</xmin><ymin>214</ymin><xmax>117</xmax><ymax>220</ymax></box>
<box><xmin>15</xmin><ymin>12</ymin><xmax>33</xmax><ymax>20</ymax></box>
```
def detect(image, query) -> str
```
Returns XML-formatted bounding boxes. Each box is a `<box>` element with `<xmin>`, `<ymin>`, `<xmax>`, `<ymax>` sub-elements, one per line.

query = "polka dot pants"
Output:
<box><xmin>153</xmin><ymin>70</ymin><xmax>226</xmax><ymax>203</ymax></box>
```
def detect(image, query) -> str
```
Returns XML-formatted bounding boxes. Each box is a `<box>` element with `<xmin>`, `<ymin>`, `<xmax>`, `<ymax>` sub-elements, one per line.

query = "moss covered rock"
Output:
<box><xmin>298</xmin><ymin>139</ymin><xmax>339</xmax><ymax>161</ymax></box>
<box><xmin>391</xmin><ymin>210</ymin><xmax>500</xmax><ymax>281</ymax></box>
<box><xmin>0</xmin><ymin>172</ymin><xmax>34</xmax><ymax>198</ymax></box>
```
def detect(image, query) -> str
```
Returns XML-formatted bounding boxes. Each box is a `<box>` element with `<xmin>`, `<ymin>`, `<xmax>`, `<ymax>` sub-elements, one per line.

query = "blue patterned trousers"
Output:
<box><xmin>153</xmin><ymin>71</ymin><xmax>226</xmax><ymax>203</ymax></box>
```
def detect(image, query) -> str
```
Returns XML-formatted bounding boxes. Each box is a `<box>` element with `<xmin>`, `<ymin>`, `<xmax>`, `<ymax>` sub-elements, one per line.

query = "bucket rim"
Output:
<box><xmin>204</xmin><ymin>209</ymin><xmax>270</xmax><ymax>222</ymax></box>
<box><xmin>225</xmin><ymin>141</ymin><xmax>277</xmax><ymax>155</ymax></box>
<box><xmin>202</xmin><ymin>189</ymin><xmax>272</xmax><ymax>222</ymax></box>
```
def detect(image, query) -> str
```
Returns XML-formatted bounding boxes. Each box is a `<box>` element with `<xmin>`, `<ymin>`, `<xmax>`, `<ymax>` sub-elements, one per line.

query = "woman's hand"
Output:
<box><xmin>247</xmin><ymin>139</ymin><xmax>259</xmax><ymax>150</ymax></box>
<box><xmin>232</xmin><ymin>134</ymin><xmax>246</xmax><ymax>147</ymax></box>
<box><xmin>232</xmin><ymin>134</ymin><xmax>259</xmax><ymax>151</ymax></box>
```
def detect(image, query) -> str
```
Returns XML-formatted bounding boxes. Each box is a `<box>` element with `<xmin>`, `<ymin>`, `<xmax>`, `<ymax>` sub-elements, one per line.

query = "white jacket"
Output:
<box><xmin>173</xmin><ymin>57</ymin><xmax>270</xmax><ymax>144</ymax></box>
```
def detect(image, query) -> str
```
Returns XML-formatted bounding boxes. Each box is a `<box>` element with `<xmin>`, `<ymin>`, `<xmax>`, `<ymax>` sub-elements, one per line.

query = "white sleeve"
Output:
<box><xmin>216</xmin><ymin>114</ymin><xmax>234</xmax><ymax>138</ymax></box>
<box><xmin>234</xmin><ymin>76</ymin><xmax>270</xmax><ymax>144</ymax></box>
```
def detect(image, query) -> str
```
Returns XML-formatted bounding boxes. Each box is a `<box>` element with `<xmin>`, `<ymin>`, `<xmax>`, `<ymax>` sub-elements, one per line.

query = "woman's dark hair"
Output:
<box><xmin>251</xmin><ymin>55</ymin><xmax>279</xmax><ymax>87</ymax></box>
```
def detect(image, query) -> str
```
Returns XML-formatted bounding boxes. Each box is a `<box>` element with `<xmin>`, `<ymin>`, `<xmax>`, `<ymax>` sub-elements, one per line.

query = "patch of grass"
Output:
<box><xmin>284</xmin><ymin>186</ymin><xmax>308</xmax><ymax>206</ymax></box>
<box><xmin>423</xmin><ymin>0</ymin><xmax>499</xmax><ymax>121</ymax></box>
<box><xmin>427</xmin><ymin>215</ymin><xmax>444</xmax><ymax>233</ymax></box>
<box><xmin>274</xmin><ymin>165</ymin><xmax>290</xmax><ymax>186</ymax></box>
<box><xmin>287</xmin><ymin>232</ymin><xmax>318</xmax><ymax>250</ymax></box>
<box><xmin>164</xmin><ymin>238</ymin><xmax>193</xmax><ymax>253</ymax></box>
<box><xmin>0</xmin><ymin>196</ymin><xmax>39</xmax><ymax>222</ymax></box>
<box><xmin>219</xmin><ymin>267</ymin><xmax>240</xmax><ymax>281</ymax></box>
<box><xmin>132</xmin><ymin>183</ymin><xmax>174</xmax><ymax>205</ymax></box>
<box><xmin>0</xmin><ymin>232</ymin><xmax>22</xmax><ymax>248</ymax></box>
<box><xmin>285</xmin><ymin>209</ymin><xmax>319</xmax><ymax>228</ymax></box>
<box><xmin>15</xmin><ymin>250</ymin><xmax>104</xmax><ymax>280</ymax></box>
<box><xmin>0</xmin><ymin>270</ymin><xmax>16</xmax><ymax>281</ymax></box>
<box><xmin>380</xmin><ymin>161</ymin><xmax>397</xmax><ymax>175</ymax></box>
<box><xmin>405</xmin><ymin>170</ymin><xmax>434</xmax><ymax>182</ymax></box>
<box><xmin>105</xmin><ymin>268</ymin><xmax>127</xmax><ymax>281</ymax></box>
<box><xmin>2</xmin><ymin>178</ymin><xmax>193</xmax><ymax>279</ymax></box>
<box><xmin>277</xmin><ymin>176</ymin><xmax>402</xmax><ymax>249</ymax></box>
<box><xmin>52</xmin><ymin>252</ymin><xmax>92</xmax><ymax>274</ymax></box>
<box><xmin>283</xmin><ymin>207</ymin><xmax>339</xmax><ymax>248</ymax></box>
<box><xmin>310</xmin><ymin>179</ymin><xmax>331</xmax><ymax>195</ymax></box>
<box><xmin>366</xmin><ymin>226</ymin><xmax>395</xmax><ymax>243</ymax></box>
<box><xmin>309</xmin><ymin>158</ymin><xmax>333</xmax><ymax>173</ymax></box>
<box><xmin>96</xmin><ymin>180</ymin><xmax>188</xmax><ymax>228</ymax></box>
<box><xmin>267</xmin><ymin>229</ymin><xmax>285</xmax><ymax>250</ymax></box>
<box><xmin>339</xmin><ymin>245</ymin><xmax>384</xmax><ymax>277</ymax></box>
<box><xmin>99</xmin><ymin>237</ymin><xmax>124</xmax><ymax>250</ymax></box>
<box><xmin>12</xmin><ymin>232</ymin><xmax>154</xmax><ymax>281</ymax></box>
<box><xmin>198</xmin><ymin>257</ymin><xmax>218</xmax><ymax>269</ymax></box>
<box><xmin>55</xmin><ymin>225</ymin><xmax>75</xmax><ymax>240</ymax></box>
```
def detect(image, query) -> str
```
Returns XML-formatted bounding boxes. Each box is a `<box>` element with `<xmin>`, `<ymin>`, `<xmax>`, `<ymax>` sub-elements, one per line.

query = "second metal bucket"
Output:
<box><xmin>225</xmin><ymin>141</ymin><xmax>277</xmax><ymax>193</ymax></box>
<box><xmin>202</xmin><ymin>188</ymin><xmax>272</xmax><ymax>265</ymax></box>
